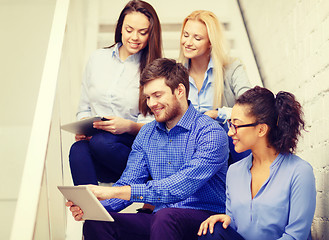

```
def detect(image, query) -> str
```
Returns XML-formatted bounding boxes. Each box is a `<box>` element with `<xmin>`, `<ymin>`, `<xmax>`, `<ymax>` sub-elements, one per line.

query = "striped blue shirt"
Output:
<box><xmin>102</xmin><ymin>103</ymin><xmax>229</xmax><ymax>213</ymax></box>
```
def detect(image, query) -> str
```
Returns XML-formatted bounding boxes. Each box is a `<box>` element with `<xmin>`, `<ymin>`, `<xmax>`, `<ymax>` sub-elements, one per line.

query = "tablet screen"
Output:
<box><xmin>58</xmin><ymin>185</ymin><xmax>114</xmax><ymax>222</ymax></box>
<box><xmin>61</xmin><ymin>116</ymin><xmax>105</xmax><ymax>136</ymax></box>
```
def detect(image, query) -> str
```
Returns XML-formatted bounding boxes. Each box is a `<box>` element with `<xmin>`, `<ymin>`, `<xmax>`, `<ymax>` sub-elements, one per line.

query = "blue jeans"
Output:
<box><xmin>83</xmin><ymin>208</ymin><xmax>216</xmax><ymax>240</ymax></box>
<box><xmin>198</xmin><ymin>222</ymin><xmax>244</xmax><ymax>240</ymax></box>
<box><xmin>69</xmin><ymin>131</ymin><xmax>135</xmax><ymax>185</ymax></box>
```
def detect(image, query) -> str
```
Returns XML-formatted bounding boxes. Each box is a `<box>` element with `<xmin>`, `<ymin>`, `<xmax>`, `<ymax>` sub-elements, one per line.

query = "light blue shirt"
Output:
<box><xmin>102</xmin><ymin>103</ymin><xmax>229</xmax><ymax>213</ymax></box>
<box><xmin>77</xmin><ymin>43</ymin><xmax>150</xmax><ymax>123</ymax></box>
<box><xmin>188</xmin><ymin>58</ymin><xmax>215</xmax><ymax>114</ymax></box>
<box><xmin>188</xmin><ymin>58</ymin><xmax>251</xmax><ymax>123</ymax></box>
<box><xmin>226</xmin><ymin>153</ymin><xmax>316</xmax><ymax>240</ymax></box>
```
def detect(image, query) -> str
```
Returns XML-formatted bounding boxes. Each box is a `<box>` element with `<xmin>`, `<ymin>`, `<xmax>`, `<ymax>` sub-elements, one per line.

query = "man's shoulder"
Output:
<box><xmin>138</xmin><ymin>120</ymin><xmax>157</xmax><ymax>136</ymax></box>
<box><xmin>142</xmin><ymin>119</ymin><xmax>157</xmax><ymax>128</ymax></box>
<box><xmin>193</xmin><ymin>113</ymin><xmax>225</xmax><ymax>132</ymax></box>
<box><xmin>186</xmin><ymin>113</ymin><xmax>228</xmax><ymax>146</ymax></box>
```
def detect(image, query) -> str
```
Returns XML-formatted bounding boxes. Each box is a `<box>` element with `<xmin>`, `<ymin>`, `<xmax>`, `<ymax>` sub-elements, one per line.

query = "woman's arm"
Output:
<box><xmin>93</xmin><ymin>116</ymin><xmax>144</xmax><ymax>135</ymax></box>
<box><xmin>205</xmin><ymin>60</ymin><xmax>251</xmax><ymax>122</ymax></box>
<box><xmin>76</xmin><ymin>57</ymin><xmax>93</xmax><ymax>120</ymax></box>
<box><xmin>204</xmin><ymin>107</ymin><xmax>232</xmax><ymax>124</ymax></box>
<box><xmin>278</xmin><ymin>162</ymin><xmax>316</xmax><ymax>240</ymax></box>
<box><xmin>229</xmin><ymin>61</ymin><xmax>251</xmax><ymax>98</ymax></box>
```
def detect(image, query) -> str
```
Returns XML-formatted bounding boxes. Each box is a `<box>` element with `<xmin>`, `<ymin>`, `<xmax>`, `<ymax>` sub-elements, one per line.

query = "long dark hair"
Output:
<box><xmin>107</xmin><ymin>0</ymin><xmax>162</xmax><ymax>74</ymax></box>
<box><xmin>236</xmin><ymin>86</ymin><xmax>305</xmax><ymax>154</ymax></box>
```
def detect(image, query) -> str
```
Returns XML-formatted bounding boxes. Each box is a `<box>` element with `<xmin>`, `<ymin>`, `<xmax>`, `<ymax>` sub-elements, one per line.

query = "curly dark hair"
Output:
<box><xmin>236</xmin><ymin>86</ymin><xmax>305</xmax><ymax>154</ymax></box>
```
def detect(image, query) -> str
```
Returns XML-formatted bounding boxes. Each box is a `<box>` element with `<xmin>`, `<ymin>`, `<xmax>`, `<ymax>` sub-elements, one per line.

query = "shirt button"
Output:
<box><xmin>140</xmin><ymin>196</ymin><xmax>143</xmax><ymax>200</ymax></box>
<box><xmin>168</xmin><ymin>161</ymin><xmax>171</xmax><ymax>164</ymax></box>
<box><xmin>169</xmin><ymin>139</ymin><xmax>172</xmax><ymax>143</ymax></box>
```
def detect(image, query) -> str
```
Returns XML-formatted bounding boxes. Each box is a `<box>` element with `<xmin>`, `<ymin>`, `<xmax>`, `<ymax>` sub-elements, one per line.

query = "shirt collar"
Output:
<box><xmin>206</xmin><ymin>58</ymin><xmax>214</xmax><ymax>83</ymax></box>
<box><xmin>187</xmin><ymin>58</ymin><xmax>214</xmax><ymax>83</ymax></box>
<box><xmin>269</xmin><ymin>153</ymin><xmax>285</xmax><ymax>169</ymax></box>
<box><xmin>208</xmin><ymin>57</ymin><xmax>214</xmax><ymax>70</ymax></box>
<box><xmin>112</xmin><ymin>43</ymin><xmax>121</xmax><ymax>58</ymax></box>
<box><xmin>246</xmin><ymin>153</ymin><xmax>285</xmax><ymax>170</ymax></box>
<box><xmin>112</xmin><ymin>42</ymin><xmax>142</xmax><ymax>62</ymax></box>
<box><xmin>156</xmin><ymin>101</ymin><xmax>197</xmax><ymax>132</ymax></box>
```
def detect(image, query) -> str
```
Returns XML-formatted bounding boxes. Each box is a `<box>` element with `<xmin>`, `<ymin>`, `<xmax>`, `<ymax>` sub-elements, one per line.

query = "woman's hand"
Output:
<box><xmin>198</xmin><ymin>214</ymin><xmax>231</xmax><ymax>236</ymax></box>
<box><xmin>93</xmin><ymin>116</ymin><xmax>132</xmax><ymax>134</ymax></box>
<box><xmin>75</xmin><ymin>117</ymin><xmax>93</xmax><ymax>141</ymax></box>
<box><xmin>204</xmin><ymin>110</ymin><xmax>218</xmax><ymax>119</ymax></box>
<box><xmin>66</xmin><ymin>201</ymin><xmax>84</xmax><ymax>221</ymax></box>
<box><xmin>75</xmin><ymin>134</ymin><xmax>91</xmax><ymax>141</ymax></box>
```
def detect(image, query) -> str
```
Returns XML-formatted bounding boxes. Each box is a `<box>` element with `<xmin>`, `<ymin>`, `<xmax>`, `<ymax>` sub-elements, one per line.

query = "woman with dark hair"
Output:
<box><xmin>69</xmin><ymin>0</ymin><xmax>162</xmax><ymax>186</ymax></box>
<box><xmin>198</xmin><ymin>86</ymin><xmax>316</xmax><ymax>240</ymax></box>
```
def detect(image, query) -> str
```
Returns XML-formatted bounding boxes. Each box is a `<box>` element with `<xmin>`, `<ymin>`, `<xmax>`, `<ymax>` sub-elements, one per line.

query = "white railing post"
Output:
<box><xmin>10</xmin><ymin>0</ymin><xmax>70</xmax><ymax>239</ymax></box>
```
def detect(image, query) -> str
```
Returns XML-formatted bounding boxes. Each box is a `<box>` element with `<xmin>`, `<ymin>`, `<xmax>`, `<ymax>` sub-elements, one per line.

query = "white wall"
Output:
<box><xmin>1</xmin><ymin>0</ymin><xmax>89</xmax><ymax>238</ymax></box>
<box><xmin>96</xmin><ymin>0</ymin><xmax>262</xmax><ymax>86</ymax></box>
<box><xmin>0</xmin><ymin>0</ymin><xmax>55</xmax><ymax>239</ymax></box>
<box><xmin>240</xmin><ymin>0</ymin><xmax>329</xmax><ymax>239</ymax></box>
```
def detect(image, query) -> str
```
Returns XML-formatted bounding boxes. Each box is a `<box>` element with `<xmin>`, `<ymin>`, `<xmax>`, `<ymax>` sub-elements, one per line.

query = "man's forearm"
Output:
<box><xmin>112</xmin><ymin>185</ymin><xmax>131</xmax><ymax>200</ymax></box>
<box><xmin>88</xmin><ymin>185</ymin><xmax>131</xmax><ymax>201</ymax></box>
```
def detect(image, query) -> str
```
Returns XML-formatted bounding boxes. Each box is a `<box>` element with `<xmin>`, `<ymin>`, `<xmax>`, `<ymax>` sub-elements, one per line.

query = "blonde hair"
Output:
<box><xmin>178</xmin><ymin>10</ymin><xmax>230</xmax><ymax>108</ymax></box>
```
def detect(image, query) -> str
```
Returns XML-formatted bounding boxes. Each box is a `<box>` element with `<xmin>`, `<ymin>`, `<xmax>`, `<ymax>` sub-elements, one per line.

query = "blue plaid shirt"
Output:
<box><xmin>102</xmin><ymin>103</ymin><xmax>229</xmax><ymax>213</ymax></box>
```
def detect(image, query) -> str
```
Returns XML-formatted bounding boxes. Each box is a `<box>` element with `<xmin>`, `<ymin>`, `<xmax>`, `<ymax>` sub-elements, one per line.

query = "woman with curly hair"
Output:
<box><xmin>198</xmin><ymin>86</ymin><xmax>316</xmax><ymax>240</ymax></box>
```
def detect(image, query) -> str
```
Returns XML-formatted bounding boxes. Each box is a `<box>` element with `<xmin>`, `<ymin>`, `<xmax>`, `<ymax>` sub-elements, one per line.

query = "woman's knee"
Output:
<box><xmin>198</xmin><ymin>222</ymin><xmax>224</xmax><ymax>240</ymax></box>
<box><xmin>89</xmin><ymin>133</ymin><xmax>133</xmax><ymax>159</ymax></box>
<box><xmin>198</xmin><ymin>223</ymin><xmax>243</xmax><ymax>240</ymax></box>
<box><xmin>89</xmin><ymin>132</ymin><xmax>117</xmax><ymax>151</ymax></box>
<box><xmin>69</xmin><ymin>140</ymin><xmax>89</xmax><ymax>163</ymax></box>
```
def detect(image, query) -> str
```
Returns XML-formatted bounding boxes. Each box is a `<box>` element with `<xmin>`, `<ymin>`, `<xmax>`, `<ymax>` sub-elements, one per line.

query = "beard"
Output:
<box><xmin>152</xmin><ymin>97</ymin><xmax>182</xmax><ymax>125</ymax></box>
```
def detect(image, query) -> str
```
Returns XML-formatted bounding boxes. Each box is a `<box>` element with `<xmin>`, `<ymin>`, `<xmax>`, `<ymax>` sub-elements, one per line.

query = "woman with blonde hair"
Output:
<box><xmin>179</xmin><ymin>10</ymin><xmax>251</xmax><ymax>163</ymax></box>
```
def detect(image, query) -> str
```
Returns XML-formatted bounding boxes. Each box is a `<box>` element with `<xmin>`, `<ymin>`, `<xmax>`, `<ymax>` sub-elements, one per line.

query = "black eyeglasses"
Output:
<box><xmin>227</xmin><ymin>119</ymin><xmax>258</xmax><ymax>134</ymax></box>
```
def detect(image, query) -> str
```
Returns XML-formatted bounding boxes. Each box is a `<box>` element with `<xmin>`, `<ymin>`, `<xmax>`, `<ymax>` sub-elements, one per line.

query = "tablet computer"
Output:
<box><xmin>61</xmin><ymin>116</ymin><xmax>107</xmax><ymax>136</ymax></box>
<box><xmin>58</xmin><ymin>185</ymin><xmax>114</xmax><ymax>222</ymax></box>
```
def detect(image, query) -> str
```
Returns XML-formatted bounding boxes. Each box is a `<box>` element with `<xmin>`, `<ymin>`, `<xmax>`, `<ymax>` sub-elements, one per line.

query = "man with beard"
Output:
<box><xmin>66</xmin><ymin>58</ymin><xmax>229</xmax><ymax>240</ymax></box>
